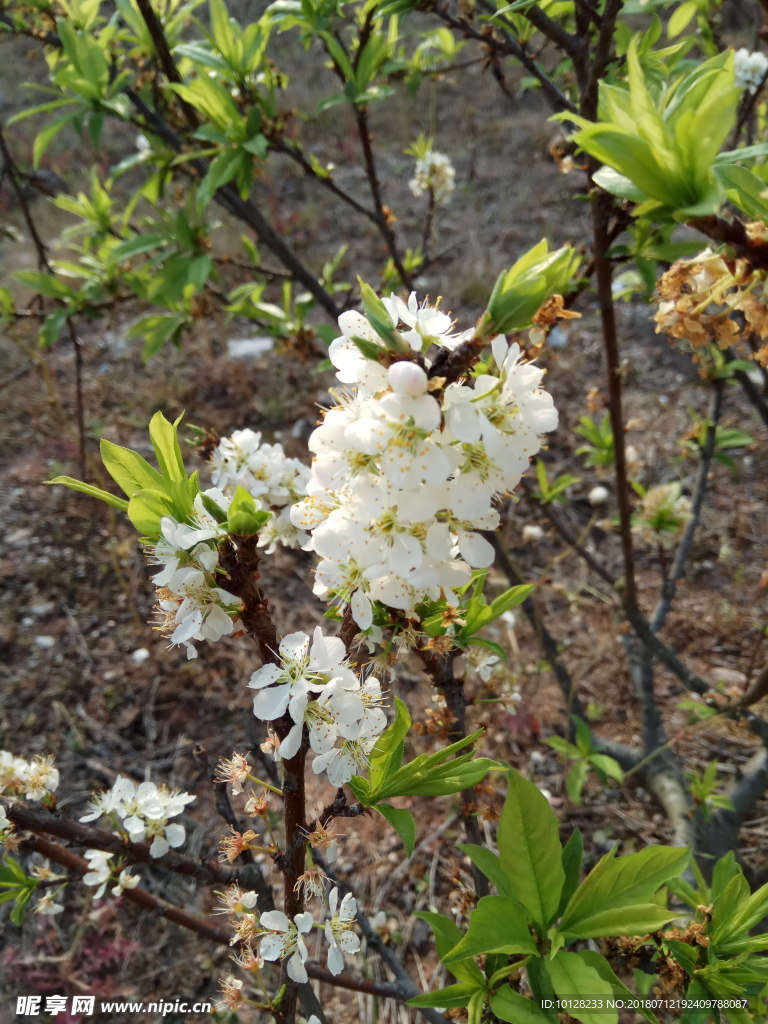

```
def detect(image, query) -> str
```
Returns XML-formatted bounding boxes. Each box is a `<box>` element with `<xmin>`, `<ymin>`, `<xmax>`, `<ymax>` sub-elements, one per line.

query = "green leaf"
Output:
<box><xmin>407</xmin><ymin>982</ymin><xmax>481</xmax><ymax>1009</ymax></box>
<box><xmin>376</xmin><ymin>803</ymin><xmax>416</xmax><ymax>855</ymax></box>
<box><xmin>40</xmin><ymin>308</ymin><xmax>71</xmax><ymax>349</ymax></box>
<box><xmin>458</xmin><ymin>844</ymin><xmax>513</xmax><ymax>897</ymax></box>
<box><xmin>148</xmin><ymin>411</ymin><xmax>186</xmax><ymax>485</ymax></box>
<box><xmin>590</xmin><ymin>754</ymin><xmax>624</xmax><ymax>783</ymax></box>
<box><xmin>197</xmin><ymin>147</ymin><xmax>242</xmax><ymax>208</ymax></box>
<box><xmin>226</xmin><ymin>485</ymin><xmax>271</xmax><ymax>535</ymax></box>
<box><xmin>127</xmin><ymin>488</ymin><xmax>174</xmax><ymax>539</ymax></box>
<box><xmin>414</xmin><ymin>911</ymin><xmax>485</xmax><ymax>985</ymax></box>
<box><xmin>17</xmin><ymin>271</ymin><xmax>76</xmax><ymax>299</ymax></box>
<box><xmin>443</xmin><ymin>896</ymin><xmax>536</xmax><ymax>962</ymax></box>
<box><xmin>577</xmin><ymin>950</ymin><xmax>659</xmax><ymax>1023</ymax></box>
<box><xmin>667</xmin><ymin>0</ymin><xmax>697</xmax><ymax>38</ymax></box>
<box><xmin>592</xmin><ymin>165</ymin><xmax>647</xmax><ymax>202</ymax></box>
<box><xmin>714</xmin><ymin>879</ymin><xmax>768</xmax><ymax>947</ymax></box>
<box><xmin>547</xmin><ymin>951</ymin><xmax>617</xmax><ymax>1024</ymax></box>
<box><xmin>559</xmin><ymin>845</ymin><xmax>689</xmax><ymax>937</ymax></box>
<box><xmin>46</xmin><ymin>475</ymin><xmax>129</xmax><ymax>512</ymax></box>
<box><xmin>490</xmin><ymin>987</ymin><xmax>550</xmax><ymax>1024</ymax></box>
<box><xmin>497</xmin><ymin>770</ymin><xmax>565</xmax><ymax>928</ymax></box>
<box><xmin>565</xmin><ymin>760</ymin><xmax>589</xmax><ymax>804</ymax></box>
<box><xmin>557</xmin><ymin>829</ymin><xmax>583</xmax><ymax>916</ymax></box>
<box><xmin>560</xmin><ymin>903</ymin><xmax>678</xmax><ymax>939</ymax></box>
<box><xmin>367</xmin><ymin>696</ymin><xmax>410</xmax><ymax>793</ymax></box>
<box><xmin>488</xmin><ymin>585</ymin><xmax>534</xmax><ymax>619</ymax></box>
<box><xmin>108</xmin><ymin>234</ymin><xmax>167</xmax><ymax>263</ymax></box>
<box><xmin>128</xmin><ymin>313</ymin><xmax>187</xmax><ymax>360</ymax></box>
<box><xmin>33</xmin><ymin>110</ymin><xmax>79</xmax><ymax>168</ymax></box>
<box><xmin>100</xmin><ymin>439</ymin><xmax>166</xmax><ymax>497</ymax></box>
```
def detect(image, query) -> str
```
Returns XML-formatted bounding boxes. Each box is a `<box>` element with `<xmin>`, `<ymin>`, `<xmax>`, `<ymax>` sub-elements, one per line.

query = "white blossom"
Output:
<box><xmin>79</xmin><ymin>777</ymin><xmax>195</xmax><ymax>858</ymax></box>
<box><xmin>409</xmin><ymin>150</ymin><xmax>456</xmax><ymax>204</ymax></box>
<box><xmin>291</xmin><ymin>297</ymin><xmax>558</xmax><ymax>632</ymax></box>
<box><xmin>258</xmin><ymin>909</ymin><xmax>314</xmax><ymax>983</ymax></box>
<box><xmin>734</xmin><ymin>47</ymin><xmax>768</xmax><ymax>92</ymax></box>
<box><xmin>83</xmin><ymin>849</ymin><xmax>114</xmax><ymax>899</ymax></box>
<box><xmin>324</xmin><ymin>887</ymin><xmax>361</xmax><ymax>975</ymax></box>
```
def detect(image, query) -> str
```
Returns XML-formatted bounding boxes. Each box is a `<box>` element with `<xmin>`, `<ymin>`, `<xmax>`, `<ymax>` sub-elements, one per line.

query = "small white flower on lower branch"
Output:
<box><xmin>324</xmin><ymin>887</ymin><xmax>361</xmax><ymax>976</ymax></box>
<box><xmin>258</xmin><ymin>909</ymin><xmax>315</xmax><ymax>983</ymax></box>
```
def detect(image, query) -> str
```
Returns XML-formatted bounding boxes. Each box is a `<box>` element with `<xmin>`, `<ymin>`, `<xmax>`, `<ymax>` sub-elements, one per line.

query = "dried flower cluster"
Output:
<box><xmin>654</xmin><ymin>245</ymin><xmax>768</xmax><ymax>368</ymax></box>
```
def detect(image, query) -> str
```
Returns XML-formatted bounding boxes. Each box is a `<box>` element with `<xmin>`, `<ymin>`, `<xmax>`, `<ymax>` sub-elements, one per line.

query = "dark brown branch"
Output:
<box><xmin>687</xmin><ymin>214</ymin><xmax>768</xmax><ymax>272</ymax></box>
<box><xmin>517</xmin><ymin>3</ymin><xmax>584</xmax><ymax>60</ymax></box>
<box><xmin>700</xmin><ymin>749</ymin><xmax>768</xmax><ymax>869</ymax></box>
<box><xmin>474</xmin><ymin>0</ymin><xmax>576</xmax><ymax>113</ymax></box>
<box><xmin>590</xmin><ymin>184</ymin><xmax>637</xmax><ymax>611</ymax></box>
<box><xmin>650</xmin><ymin>381</ymin><xmax>724</xmax><ymax>634</ymax></box>
<box><xmin>579</xmin><ymin>0</ymin><xmax>623</xmax><ymax>120</ymax></box>
<box><xmin>5</xmin><ymin>801</ymin><xmax>236</xmax><ymax>886</ymax></box>
<box><xmin>218</xmin><ymin>535</ymin><xmax>280</xmax><ymax>667</ymax></box>
<box><xmin>19</xmin><ymin>833</ymin><xmax>414</xmax><ymax>1010</ymax></box>
<box><xmin>0</xmin><ymin>125</ymin><xmax>86</xmax><ymax>477</ymax></box>
<box><xmin>133</xmin><ymin>0</ymin><xmax>198</xmax><ymax>129</ymax></box>
<box><xmin>416</xmin><ymin>645</ymin><xmax>488</xmax><ymax>898</ymax></box>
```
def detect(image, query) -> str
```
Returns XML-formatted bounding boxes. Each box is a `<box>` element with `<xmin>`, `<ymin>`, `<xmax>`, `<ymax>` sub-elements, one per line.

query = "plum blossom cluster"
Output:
<box><xmin>0</xmin><ymin>750</ymin><xmax>59</xmax><ymax>803</ymax></box>
<box><xmin>150</xmin><ymin>489</ymin><xmax>243</xmax><ymax>659</ymax></box>
<box><xmin>258</xmin><ymin>886</ymin><xmax>358</xmax><ymax>981</ymax></box>
<box><xmin>82</xmin><ymin>849</ymin><xmax>140</xmax><ymax>899</ymax></box>
<box><xmin>210</xmin><ymin>429</ymin><xmax>310</xmax><ymax>553</ymax></box>
<box><xmin>80</xmin><ymin>777</ymin><xmax>195</xmax><ymax>857</ymax></box>
<box><xmin>249</xmin><ymin>627</ymin><xmax>387</xmax><ymax>785</ymax></box>
<box><xmin>409</xmin><ymin>149</ymin><xmax>455</xmax><ymax>204</ymax></box>
<box><xmin>290</xmin><ymin>296</ymin><xmax>558</xmax><ymax>629</ymax></box>
<box><xmin>733</xmin><ymin>47</ymin><xmax>768</xmax><ymax>92</ymax></box>
<box><xmin>217</xmin><ymin>883</ymin><xmax>359</xmax><ymax>997</ymax></box>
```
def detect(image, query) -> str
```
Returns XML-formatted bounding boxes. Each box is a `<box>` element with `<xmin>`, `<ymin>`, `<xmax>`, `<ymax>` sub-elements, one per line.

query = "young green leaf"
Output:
<box><xmin>442</xmin><ymin>896</ymin><xmax>537</xmax><ymax>963</ymax></box>
<box><xmin>375</xmin><ymin>803</ymin><xmax>415</xmax><ymax>855</ymax></box>
<box><xmin>497</xmin><ymin>770</ymin><xmax>565</xmax><ymax>929</ymax></box>
<box><xmin>100</xmin><ymin>439</ymin><xmax>166</xmax><ymax>497</ymax></box>
<box><xmin>407</xmin><ymin>982</ymin><xmax>481</xmax><ymax>1009</ymax></box>
<box><xmin>559</xmin><ymin>845</ymin><xmax>689</xmax><ymax>938</ymax></box>
<box><xmin>414</xmin><ymin>911</ymin><xmax>485</xmax><ymax>985</ymax></box>
<box><xmin>490</xmin><ymin>987</ymin><xmax>550</xmax><ymax>1024</ymax></box>
<box><xmin>547</xmin><ymin>951</ymin><xmax>617</xmax><ymax>1024</ymax></box>
<box><xmin>46</xmin><ymin>476</ymin><xmax>129</xmax><ymax>512</ymax></box>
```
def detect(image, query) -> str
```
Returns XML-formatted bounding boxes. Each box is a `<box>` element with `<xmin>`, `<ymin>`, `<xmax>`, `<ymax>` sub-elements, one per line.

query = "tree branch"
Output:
<box><xmin>650</xmin><ymin>380</ymin><xmax>723</xmax><ymax>634</ymax></box>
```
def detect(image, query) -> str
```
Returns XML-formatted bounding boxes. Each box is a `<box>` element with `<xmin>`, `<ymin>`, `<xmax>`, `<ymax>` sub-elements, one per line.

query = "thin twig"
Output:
<box><xmin>0</xmin><ymin>125</ymin><xmax>87</xmax><ymax>476</ymax></box>
<box><xmin>650</xmin><ymin>381</ymin><xmax>724</xmax><ymax>634</ymax></box>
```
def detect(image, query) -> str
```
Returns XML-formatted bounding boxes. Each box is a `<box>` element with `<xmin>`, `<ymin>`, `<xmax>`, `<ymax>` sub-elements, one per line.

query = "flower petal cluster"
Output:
<box><xmin>82</xmin><ymin>849</ymin><xmax>140</xmax><ymax>899</ymax></box>
<box><xmin>210</xmin><ymin>428</ymin><xmax>310</xmax><ymax>553</ymax></box>
<box><xmin>409</xmin><ymin>149</ymin><xmax>456</xmax><ymax>204</ymax></box>
<box><xmin>324</xmin><ymin>887</ymin><xmax>361</xmax><ymax>976</ymax></box>
<box><xmin>147</xmin><ymin>487</ymin><xmax>244</xmax><ymax>659</ymax></box>
<box><xmin>0</xmin><ymin>750</ymin><xmax>59</xmax><ymax>801</ymax></box>
<box><xmin>248</xmin><ymin>628</ymin><xmax>387</xmax><ymax>782</ymax></box>
<box><xmin>734</xmin><ymin>47</ymin><xmax>768</xmax><ymax>92</ymax></box>
<box><xmin>258</xmin><ymin>909</ymin><xmax>314</xmax><ymax>983</ymax></box>
<box><xmin>80</xmin><ymin>777</ymin><xmax>195</xmax><ymax>858</ymax></box>
<box><xmin>292</xmin><ymin>298</ymin><xmax>558</xmax><ymax>629</ymax></box>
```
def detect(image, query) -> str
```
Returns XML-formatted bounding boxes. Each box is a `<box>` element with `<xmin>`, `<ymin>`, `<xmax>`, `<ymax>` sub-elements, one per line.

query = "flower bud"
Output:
<box><xmin>388</xmin><ymin>361</ymin><xmax>428</xmax><ymax>396</ymax></box>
